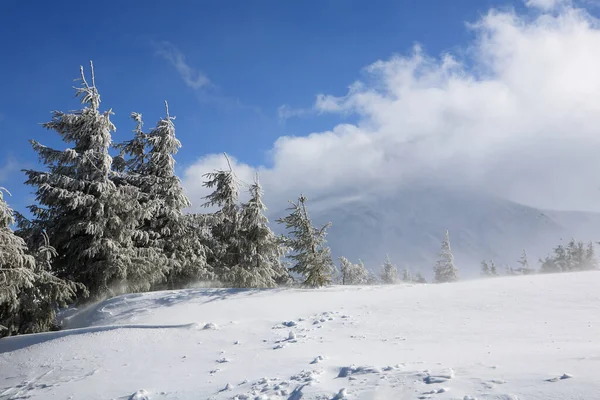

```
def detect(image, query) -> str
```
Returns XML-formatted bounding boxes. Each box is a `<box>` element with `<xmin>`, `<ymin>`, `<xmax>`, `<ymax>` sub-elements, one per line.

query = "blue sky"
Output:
<box><xmin>4</xmin><ymin>0</ymin><xmax>600</xmax><ymax>214</ymax></box>
<box><xmin>0</xmin><ymin>0</ymin><xmax>528</xmax><ymax>213</ymax></box>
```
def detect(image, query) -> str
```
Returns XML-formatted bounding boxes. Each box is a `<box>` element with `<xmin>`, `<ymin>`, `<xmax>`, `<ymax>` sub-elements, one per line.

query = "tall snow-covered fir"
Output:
<box><xmin>433</xmin><ymin>230</ymin><xmax>459</xmax><ymax>283</ymax></box>
<box><xmin>115</xmin><ymin>105</ymin><xmax>210</xmax><ymax>288</ymax></box>
<box><xmin>277</xmin><ymin>195</ymin><xmax>334</xmax><ymax>287</ymax></box>
<box><xmin>202</xmin><ymin>154</ymin><xmax>243</xmax><ymax>283</ymax></box>
<box><xmin>22</xmin><ymin>63</ymin><xmax>164</xmax><ymax>299</ymax></box>
<box><xmin>233</xmin><ymin>176</ymin><xmax>290</xmax><ymax>288</ymax></box>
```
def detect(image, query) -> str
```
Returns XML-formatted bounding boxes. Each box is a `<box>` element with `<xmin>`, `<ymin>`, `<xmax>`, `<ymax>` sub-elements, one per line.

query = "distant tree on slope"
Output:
<box><xmin>516</xmin><ymin>249</ymin><xmax>534</xmax><ymax>275</ymax></box>
<box><xmin>401</xmin><ymin>267</ymin><xmax>412</xmax><ymax>283</ymax></box>
<box><xmin>481</xmin><ymin>260</ymin><xmax>491</xmax><ymax>277</ymax></box>
<box><xmin>433</xmin><ymin>230</ymin><xmax>459</xmax><ymax>283</ymax></box>
<box><xmin>277</xmin><ymin>195</ymin><xmax>334</xmax><ymax>287</ymax></box>
<box><xmin>380</xmin><ymin>256</ymin><xmax>398</xmax><ymax>284</ymax></box>
<box><xmin>490</xmin><ymin>259</ymin><xmax>498</xmax><ymax>276</ymax></box>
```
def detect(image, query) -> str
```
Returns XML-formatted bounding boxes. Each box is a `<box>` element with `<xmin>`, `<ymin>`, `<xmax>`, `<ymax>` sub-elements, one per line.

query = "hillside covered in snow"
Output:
<box><xmin>1</xmin><ymin>271</ymin><xmax>599</xmax><ymax>400</ymax></box>
<box><xmin>298</xmin><ymin>187</ymin><xmax>600</xmax><ymax>278</ymax></box>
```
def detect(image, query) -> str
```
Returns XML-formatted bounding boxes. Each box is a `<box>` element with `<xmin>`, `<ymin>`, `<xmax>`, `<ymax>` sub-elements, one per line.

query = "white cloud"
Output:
<box><xmin>277</xmin><ymin>104</ymin><xmax>313</xmax><ymax>123</ymax></box>
<box><xmin>525</xmin><ymin>0</ymin><xmax>571</xmax><ymax>11</ymax></box>
<box><xmin>154</xmin><ymin>41</ymin><xmax>211</xmax><ymax>90</ymax></box>
<box><xmin>183</xmin><ymin>3</ymin><xmax>600</xmax><ymax>213</ymax></box>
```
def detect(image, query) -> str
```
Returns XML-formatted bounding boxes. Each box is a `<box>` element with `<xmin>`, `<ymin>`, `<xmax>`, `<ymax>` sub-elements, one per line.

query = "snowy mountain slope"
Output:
<box><xmin>293</xmin><ymin>187</ymin><xmax>600</xmax><ymax>278</ymax></box>
<box><xmin>1</xmin><ymin>272</ymin><xmax>600</xmax><ymax>400</ymax></box>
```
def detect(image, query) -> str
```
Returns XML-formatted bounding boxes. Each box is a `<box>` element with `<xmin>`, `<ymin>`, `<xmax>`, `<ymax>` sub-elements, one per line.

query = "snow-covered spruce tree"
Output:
<box><xmin>339</xmin><ymin>257</ymin><xmax>368</xmax><ymax>285</ymax></box>
<box><xmin>232</xmin><ymin>176</ymin><xmax>289</xmax><ymax>288</ymax></box>
<box><xmin>380</xmin><ymin>255</ymin><xmax>398</xmax><ymax>284</ymax></box>
<box><xmin>480</xmin><ymin>260</ymin><xmax>491</xmax><ymax>277</ymax></box>
<box><xmin>584</xmin><ymin>241</ymin><xmax>598</xmax><ymax>270</ymax></box>
<box><xmin>490</xmin><ymin>259</ymin><xmax>498</xmax><ymax>276</ymax></box>
<box><xmin>365</xmin><ymin>266</ymin><xmax>379</xmax><ymax>285</ymax></box>
<box><xmin>401</xmin><ymin>267</ymin><xmax>412</xmax><ymax>283</ymax></box>
<box><xmin>0</xmin><ymin>190</ymin><xmax>79</xmax><ymax>337</ymax></box>
<box><xmin>433</xmin><ymin>230</ymin><xmax>459</xmax><ymax>283</ymax></box>
<box><xmin>116</xmin><ymin>105</ymin><xmax>210</xmax><ymax>288</ymax></box>
<box><xmin>516</xmin><ymin>249</ymin><xmax>533</xmax><ymax>275</ymax></box>
<box><xmin>0</xmin><ymin>188</ymin><xmax>36</xmax><ymax>336</ymax></box>
<box><xmin>539</xmin><ymin>254</ymin><xmax>560</xmax><ymax>273</ymax></box>
<box><xmin>12</xmin><ymin>231</ymin><xmax>82</xmax><ymax>335</ymax></box>
<box><xmin>277</xmin><ymin>195</ymin><xmax>334</xmax><ymax>287</ymax></box>
<box><xmin>339</xmin><ymin>256</ymin><xmax>353</xmax><ymax>285</ymax></box>
<box><xmin>202</xmin><ymin>154</ymin><xmax>242</xmax><ymax>282</ymax></box>
<box><xmin>23</xmin><ymin>63</ymin><xmax>165</xmax><ymax>300</ymax></box>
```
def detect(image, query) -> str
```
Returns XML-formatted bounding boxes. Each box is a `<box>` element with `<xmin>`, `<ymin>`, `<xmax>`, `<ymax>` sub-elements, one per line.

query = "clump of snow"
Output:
<box><xmin>310</xmin><ymin>355</ymin><xmax>325</xmax><ymax>364</ymax></box>
<box><xmin>288</xmin><ymin>331</ymin><xmax>296</xmax><ymax>340</ymax></box>
<box><xmin>203</xmin><ymin>322</ymin><xmax>218</xmax><ymax>330</ymax></box>
<box><xmin>129</xmin><ymin>389</ymin><xmax>150</xmax><ymax>400</ymax></box>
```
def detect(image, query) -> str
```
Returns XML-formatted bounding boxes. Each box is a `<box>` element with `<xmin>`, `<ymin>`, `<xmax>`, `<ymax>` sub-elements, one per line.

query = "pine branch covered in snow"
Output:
<box><xmin>277</xmin><ymin>195</ymin><xmax>334</xmax><ymax>287</ymax></box>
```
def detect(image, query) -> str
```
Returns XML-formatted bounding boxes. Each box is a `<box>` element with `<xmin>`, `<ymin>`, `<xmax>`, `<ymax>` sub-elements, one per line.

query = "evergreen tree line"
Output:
<box><xmin>0</xmin><ymin>64</ymin><xmax>337</xmax><ymax>337</ymax></box>
<box><xmin>2</xmin><ymin>64</ymin><xmax>597</xmax><ymax>337</ymax></box>
<box><xmin>0</xmin><ymin>64</ymin><xmax>457</xmax><ymax>336</ymax></box>
<box><xmin>481</xmin><ymin>240</ymin><xmax>598</xmax><ymax>278</ymax></box>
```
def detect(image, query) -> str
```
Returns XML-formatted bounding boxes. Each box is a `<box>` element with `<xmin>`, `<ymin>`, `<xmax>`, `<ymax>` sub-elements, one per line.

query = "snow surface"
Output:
<box><xmin>1</xmin><ymin>272</ymin><xmax>600</xmax><ymax>399</ymax></box>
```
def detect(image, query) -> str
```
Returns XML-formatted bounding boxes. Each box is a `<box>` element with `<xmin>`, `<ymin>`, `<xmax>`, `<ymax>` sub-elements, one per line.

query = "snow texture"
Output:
<box><xmin>1</xmin><ymin>272</ymin><xmax>600</xmax><ymax>399</ymax></box>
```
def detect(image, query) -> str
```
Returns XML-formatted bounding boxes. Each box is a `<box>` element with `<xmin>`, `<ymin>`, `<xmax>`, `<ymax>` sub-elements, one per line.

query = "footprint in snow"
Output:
<box><xmin>311</xmin><ymin>355</ymin><xmax>325</xmax><ymax>364</ymax></box>
<box><xmin>546</xmin><ymin>373</ymin><xmax>573</xmax><ymax>382</ymax></box>
<box><xmin>216</xmin><ymin>357</ymin><xmax>230</xmax><ymax>363</ymax></box>
<box><xmin>129</xmin><ymin>390</ymin><xmax>150</xmax><ymax>400</ymax></box>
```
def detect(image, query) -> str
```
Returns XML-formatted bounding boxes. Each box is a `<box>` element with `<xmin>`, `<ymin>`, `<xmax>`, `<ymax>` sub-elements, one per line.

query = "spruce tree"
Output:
<box><xmin>584</xmin><ymin>241</ymin><xmax>598</xmax><ymax>270</ymax></box>
<box><xmin>481</xmin><ymin>260</ymin><xmax>491</xmax><ymax>276</ymax></box>
<box><xmin>277</xmin><ymin>195</ymin><xmax>334</xmax><ymax>287</ymax></box>
<box><xmin>380</xmin><ymin>256</ymin><xmax>398</xmax><ymax>284</ymax></box>
<box><xmin>23</xmin><ymin>63</ymin><xmax>164</xmax><ymax>299</ymax></box>
<box><xmin>0</xmin><ymin>188</ymin><xmax>36</xmax><ymax>336</ymax></box>
<box><xmin>517</xmin><ymin>249</ymin><xmax>533</xmax><ymax>275</ymax></box>
<box><xmin>117</xmin><ymin>104</ymin><xmax>210</xmax><ymax>288</ymax></box>
<box><xmin>433</xmin><ymin>230</ymin><xmax>459</xmax><ymax>283</ymax></box>
<box><xmin>490</xmin><ymin>259</ymin><xmax>498</xmax><ymax>276</ymax></box>
<box><xmin>0</xmin><ymin>189</ymin><xmax>79</xmax><ymax>337</ymax></box>
<box><xmin>401</xmin><ymin>267</ymin><xmax>412</xmax><ymax>283</ymax></box>
<box><xmin>233</xmin><ymin>176</ymin><xmax>289</xmax><ymax>287</ymax></box>
<box><xmin>202</xmin><ymin>153</ymin><xmax>242</xmax><ymax>282</ymax></box>
<box><xmin>339</xmin><ymin>256</ymin><xmax>353</xmax><ymax>285</ymax></box>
